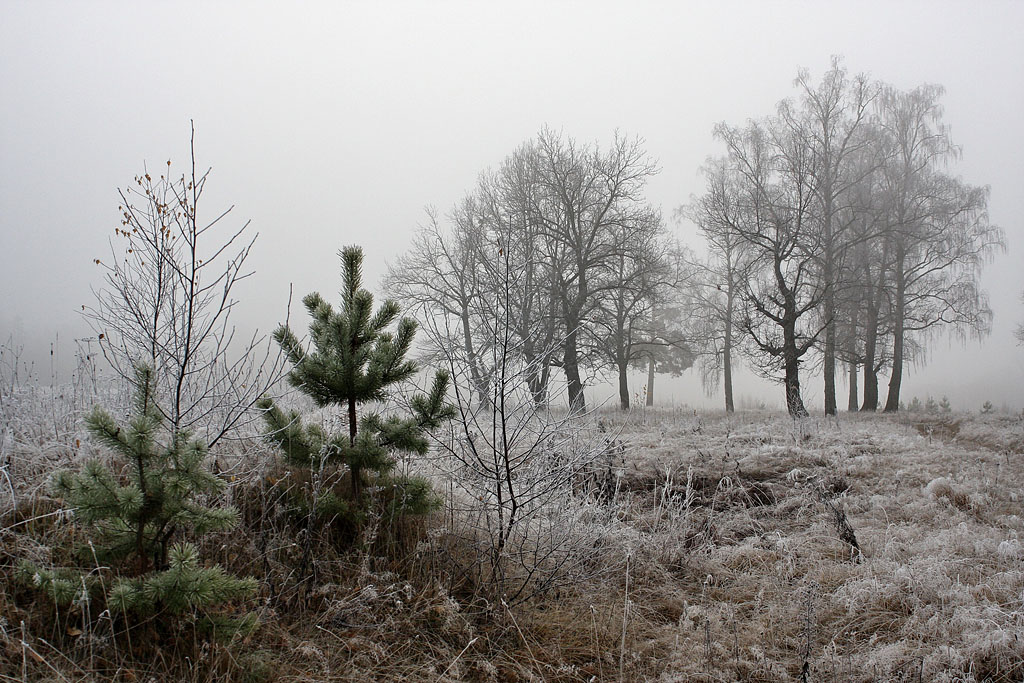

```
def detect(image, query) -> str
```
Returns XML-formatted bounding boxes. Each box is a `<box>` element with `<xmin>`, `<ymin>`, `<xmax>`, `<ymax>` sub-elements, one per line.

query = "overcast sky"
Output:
<box><xmin>2</xmin><ymin>1</ymin><xmax>1022</xmax><ymax>410</ymax></box>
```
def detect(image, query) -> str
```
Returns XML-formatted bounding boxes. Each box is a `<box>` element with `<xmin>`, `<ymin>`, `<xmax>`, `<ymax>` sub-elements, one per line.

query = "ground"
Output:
<box><xmin>2</xmin><ymin>389</ymin><xmax>1023</xmax><ymax>681</ymax></box>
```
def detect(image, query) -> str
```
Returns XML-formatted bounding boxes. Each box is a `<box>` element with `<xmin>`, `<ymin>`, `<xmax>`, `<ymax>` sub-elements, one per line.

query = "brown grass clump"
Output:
<box><xmin>924</xmin><ymin>476</ymin><xmax>973</xmax><ymax>510</ymax></box>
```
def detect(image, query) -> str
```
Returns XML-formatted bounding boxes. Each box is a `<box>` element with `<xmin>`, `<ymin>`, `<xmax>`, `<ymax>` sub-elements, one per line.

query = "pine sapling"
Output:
<box><xmin>259</xmin><ymin>245</ymin><xmax>454</xmax><ymax>530</ymax></box>
<box><xmin>18</xmin><ymin>365</ymin><xmax>257</xmax><ymax>637</ymax></box>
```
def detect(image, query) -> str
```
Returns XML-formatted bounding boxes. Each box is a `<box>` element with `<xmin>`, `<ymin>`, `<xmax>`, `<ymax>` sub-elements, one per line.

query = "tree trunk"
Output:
<box><xmin>821</xmin><ymin>185</ymin><xmax>837</xmax><ymax>417</ymax></box>
<box><xmin>348</xmin><ymin>397</ymin><xmax>361</xmax><ymax>496</ymax></box>
<box><xmin>724</xmin><ymin>289</ymin><xmax>735</xmax><ymax>413</ymax></box>
<box><xmin>884</xmin><ymin>320</ymin><xmax>904</xmax><ymax>413</ymax></box>
<box><xmin>860</xmin><ymin>292</ymin><xmax>880</xmax><ymax>411</ymax></box>
<box><xmin>823</xmin><ymin>291</ymin><xmax>837</xmax><ymax>416</ymax></box>
<box><xmin>784</xmin><ymin>352</ymin><xmax>809</xmax><ymax>417</ymax></box>
<box><xmin>848</xmin><ymin>361</ymin><xmax>859</xmax><ymax>411</ymax></box>
<box><xmin>618</xmin><ymin>358</ymin><xmax>629</xmax><ymax>410</ymax></box>
<box><xmin>527</xmin><ymin>367</ymin><xmax>550</xmax><ymax>410</ymax></box>
<box><xmin>778</xmin><ymin>263</ymin><xmax>809</xmax><ymax>417</ymax></box>
<box><xmin>782</xmin><ymin>315</ymin><xmax>809</xmax><ymax>417</ymax></box>
<box><xmin>646</xmin><ymin>358</ymin><xmax>655</xmax><ymax>407</ymax></box>
<box><xmin>563</xmin><ymin>322</ymin><xmax>586</xmax><ymax>412</ymax></box>
<box><xmin>884</xmin><ymin>248</ymin><xmax>906</xmax><ymax>413</ymax></box>
<box><xmin>862</xmin><ymin>365</ymin><xmax>879</xmax><ymax>411</ymax></box>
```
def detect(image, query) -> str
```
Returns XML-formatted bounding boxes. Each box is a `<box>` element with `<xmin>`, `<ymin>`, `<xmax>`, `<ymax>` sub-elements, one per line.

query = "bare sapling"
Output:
<box><xmin>84</xmin><ymin>122</ymin><xmax>283</xmax><ymax>446</ymax></box>
<box><xmin>428</xmin><ymin>241</ymin><xmax>605</xmax><ymax>605</ymax></box>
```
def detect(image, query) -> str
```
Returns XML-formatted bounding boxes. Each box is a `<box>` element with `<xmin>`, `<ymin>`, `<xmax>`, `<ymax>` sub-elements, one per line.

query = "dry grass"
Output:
<box><xmin>2</xmin><ymin>378</ymin><xmax>1024</xmax><ymax>681</ymax></box>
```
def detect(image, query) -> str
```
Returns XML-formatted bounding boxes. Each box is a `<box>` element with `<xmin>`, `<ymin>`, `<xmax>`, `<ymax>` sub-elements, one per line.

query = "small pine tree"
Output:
<box><xmin>18</xmin><ymin>365</ymin><xmax>256</xmax><ymax>636</ymax></box>
<box><xmin>259</xmin><ymin>246</ymin><xmax>454</xmax><ymax>525</ymax></box>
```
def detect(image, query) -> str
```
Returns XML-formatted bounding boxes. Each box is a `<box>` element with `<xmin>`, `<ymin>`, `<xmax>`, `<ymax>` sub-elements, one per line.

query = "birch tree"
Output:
<box><xmin>875</xmin><ymin>84</ymin><xmax>1004</xmax><ymax>411</ymax></box>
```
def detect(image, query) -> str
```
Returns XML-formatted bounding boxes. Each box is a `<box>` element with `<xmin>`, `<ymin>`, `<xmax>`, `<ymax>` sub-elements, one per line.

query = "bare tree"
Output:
<box><xmin>393</xmin><ymin>130</ymin><xmax>665</xmax><ymax>413</ymax></box>
<box><xmin>476</xmin><ymin>148</ymin><xmax>563</xmax><ymax>407</ymax></box>
<box><xmin>874</xmin><ymin>85</ymin><xmax>1005</xmax><ymax>412</ymax></box>
<box><xmin>589</xmin><ymin>215</ymin><xmax>681</xmax><ymax>410</ymax></box>
<box><xmin>385</xmin><ymin>202</ymin><xmax>492</xmax><ymax>409</ymax></box>
<box><xmin>529</xmin><ymin>129</ymin><xmax>660</xmax><ymax>411</ymax></box>
<box><xmin>779</xmin><ymin>57</ymin><xmax>877</xmax><ymax>415</ymax></box>
<box><xmin>388</xmin><ymin>149</ymin><xmax>564</xmax><ymax>411</ymax></box>
<box><xmin>689</xmin><ymin>67</ymin><xmax>1003</xmax><ymax>415</ymax></box>
<box><xmin>840</xmin><ymin>156</ymin><xmax>895</xmax><ymax>412</ymax></box>
<box><xmin>687</xmin><ymin>157</ymin><xmax>754</xmax><ymax>412</ymax></box>
<box><xmin>85</xmin><ymin>123</ymin><xmax>281</xmax><ymax>445</ymax></box>
<box><xmin>714</xmin><ymin>120</ymin><xmax>827</xmax><ymax>416</ymax></box>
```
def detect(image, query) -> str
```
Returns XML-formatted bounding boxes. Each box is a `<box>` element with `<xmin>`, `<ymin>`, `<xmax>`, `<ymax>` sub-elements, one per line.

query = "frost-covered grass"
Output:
<box><xmin>591</xmin><ymin>408</ymin><xmax>1024</xmax><ymax>681</ymax></box>
<box><xmin>2</xmin><ymin>378</ymin><xmax>1023</xmax><ymax>681</ymax></box>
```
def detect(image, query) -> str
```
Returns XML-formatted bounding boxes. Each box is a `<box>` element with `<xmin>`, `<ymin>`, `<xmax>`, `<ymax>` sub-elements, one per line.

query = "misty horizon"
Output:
<box><xmin>2</xmin><ymin>2</ymin><xmax>1022</xmax><ymax>412</ymax></box>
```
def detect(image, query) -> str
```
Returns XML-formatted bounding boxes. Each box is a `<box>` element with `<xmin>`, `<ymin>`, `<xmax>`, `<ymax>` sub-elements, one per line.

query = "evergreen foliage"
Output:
<box><xmin>258</xmin><ymin>245</ymin><xmax>454</xmax><ymax>526</ymax></box>
<box><xmin>19</xmin><ymin>365</ymin><xmax>256</xmax><ymax>637</ymax></box>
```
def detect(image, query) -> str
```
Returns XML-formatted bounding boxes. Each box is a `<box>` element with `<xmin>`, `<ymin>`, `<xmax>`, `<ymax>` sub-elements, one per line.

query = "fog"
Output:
<box><xmin>2</xmin><ymin>1</ymin><xmax>1022</xmax><ymax>411</ymax></box>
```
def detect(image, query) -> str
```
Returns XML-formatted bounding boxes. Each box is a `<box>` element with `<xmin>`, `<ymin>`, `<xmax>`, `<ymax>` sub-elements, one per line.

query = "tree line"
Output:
<box><xmin>390</xmin><ymin>58</ymin><xmax>1004</xmax><ymax>415</ymax></box>
<box><xmin>385</xmin><ymin>130</ymin><xmax>694</xmax><ymax>412</ymax></box>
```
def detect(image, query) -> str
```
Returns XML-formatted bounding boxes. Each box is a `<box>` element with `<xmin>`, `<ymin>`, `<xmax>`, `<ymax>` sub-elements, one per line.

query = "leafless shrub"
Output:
<box><xmin>432</xmin><ymin>353</ymin><xmax>607</xmax><ymax>605</ymax></box>
<box><xmin>83</xmin><ymin>123</ymin><xmax>283</xmax><ymax>447</ymax></box>
<box><xmin>421</xmin><ymin>246</ymin><xmax>609</xmax><ymax>605</ymax></box>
